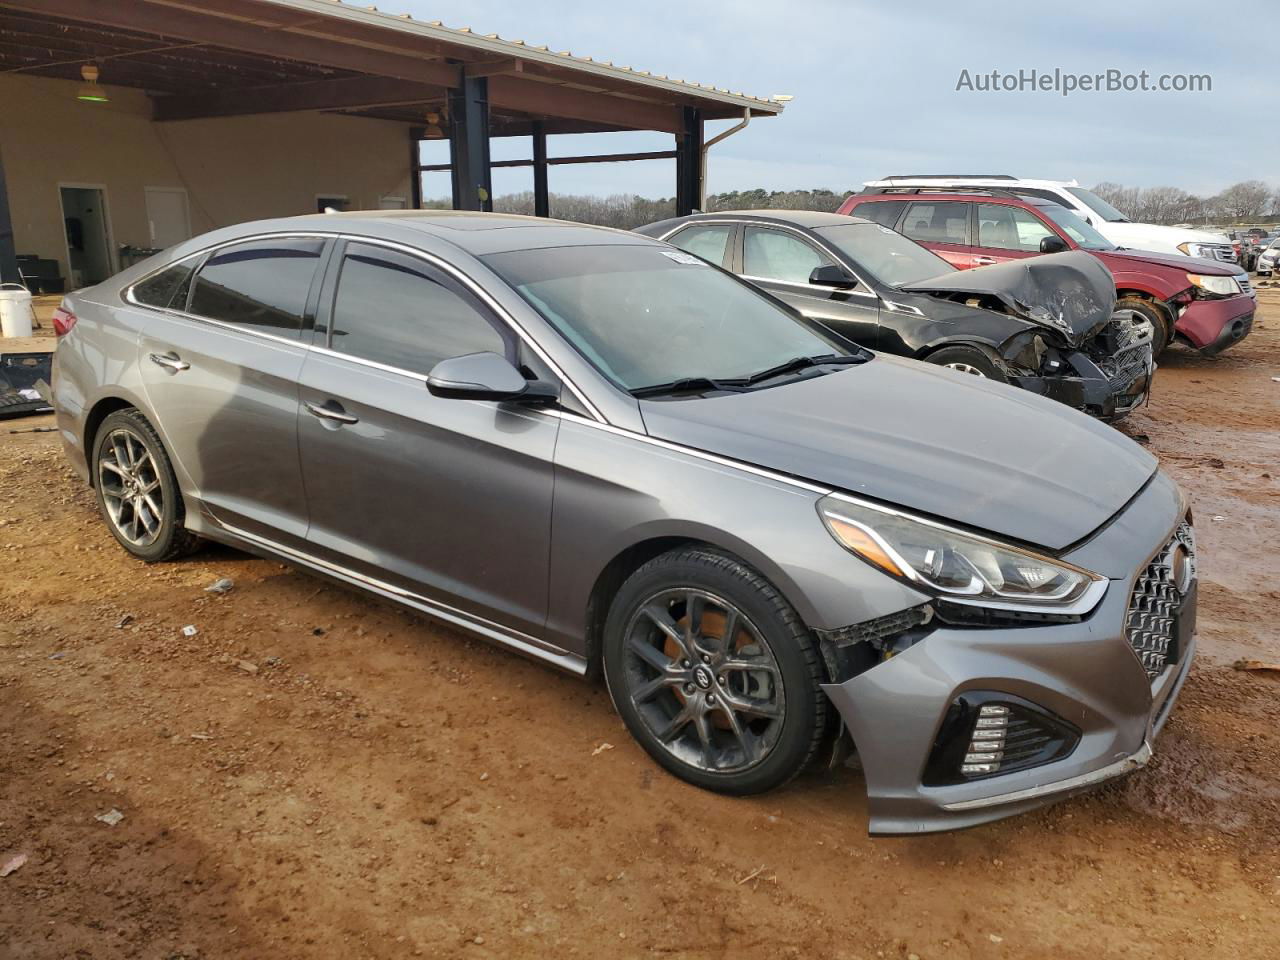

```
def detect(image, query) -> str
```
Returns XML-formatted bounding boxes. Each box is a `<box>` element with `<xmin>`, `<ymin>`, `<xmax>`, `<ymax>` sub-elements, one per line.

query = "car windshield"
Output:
<box><xmin>812</xmin><ymin>222</ymin><xmax>953</xmax><ymax>287</ymax></box>
<box><xmin>1037</xmin><ymin>204</ymin><xmax>1116</xmax><ymax>251</ymax></box>
<box><xmin>483</xmin><ymin>244</ymin><xmax>855</xmax><ymax>393</ymax></box>
<box><xmin>1066</xmin><ymin>187</ymin><xmax>1130</xmax><ymax>223</ymax></box>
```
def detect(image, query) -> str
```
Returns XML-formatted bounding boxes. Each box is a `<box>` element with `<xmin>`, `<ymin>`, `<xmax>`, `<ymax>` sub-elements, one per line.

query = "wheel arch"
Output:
<box><xmin>83</xmin><ymin>396</ymin><xmax>138</xmax><ymax>486</ymax></box>
<box><xmin>917</xmin><ymin>338</ymin><xmax>1007</xmax><ymax>365</ymax></box>
<box><xmin>581</xmin><ymin>529</ymin><xmax>821</xmax><ymax>678</ymax></box>
<box><xmin>909</xmin><ymin>321</ymin><xmax>1017</xmax><ymax>357</ymax></box>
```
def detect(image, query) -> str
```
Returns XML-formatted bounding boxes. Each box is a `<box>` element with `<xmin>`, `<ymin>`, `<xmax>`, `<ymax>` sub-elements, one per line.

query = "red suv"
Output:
<box><xmin>838</xmin><ymin>191</ymin><xmax>1256</xmax><ymax>356</ymax></box>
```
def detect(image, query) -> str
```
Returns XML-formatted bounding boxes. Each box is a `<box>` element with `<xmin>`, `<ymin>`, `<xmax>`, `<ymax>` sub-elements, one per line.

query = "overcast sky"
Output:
<box><xmin>400</xmin><ymin>0</ymin><xmax>1273</xmax><ymax>201</ymax></box>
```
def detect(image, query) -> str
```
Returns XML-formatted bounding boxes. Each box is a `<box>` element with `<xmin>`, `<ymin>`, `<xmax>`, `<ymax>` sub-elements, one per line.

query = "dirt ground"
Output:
<box><xmin>1</xmin><ymin>295</ymin><xmax>1278</xmax><ymax>960</ymax></box>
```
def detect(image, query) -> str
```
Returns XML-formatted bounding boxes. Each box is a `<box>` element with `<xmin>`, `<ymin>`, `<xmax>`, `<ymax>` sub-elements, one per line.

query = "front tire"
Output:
<box><xmin>602</xmin><ymin>547</ymin><xmax>828</xmax><ymax>795</ymax></box>
<box><xmin>92</xmin><ymin>408</ymin><xmax>201</xmax><ymax>562</ymax></box>
<box><xmin>925</xmin><ymin>344</ymin><xmax>1008</xmax><ymax>381</ymax></box>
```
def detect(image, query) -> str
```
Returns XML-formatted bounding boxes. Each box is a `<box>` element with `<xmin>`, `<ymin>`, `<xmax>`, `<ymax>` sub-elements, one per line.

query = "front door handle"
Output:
<box><xmin>973</xmin><ymin>256</ymin><xmax>998</xmax><ymax>265</ymax></box>
<box><xmin>149</xmin><ymin>351</ymin><xmax>190</xmax><ymax>372</ymax></box>
<box><xmin>305</xmin><ymin>400</ymin><xmax>359</xmax><ymax>425</ymax></box>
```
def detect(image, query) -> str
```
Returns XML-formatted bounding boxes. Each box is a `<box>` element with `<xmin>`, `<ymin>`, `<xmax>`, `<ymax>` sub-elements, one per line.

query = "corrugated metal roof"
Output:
<box><xmin>256</xmin><ymin>0</ymin><xmax>785</xmax><ymax>115</ymax></box>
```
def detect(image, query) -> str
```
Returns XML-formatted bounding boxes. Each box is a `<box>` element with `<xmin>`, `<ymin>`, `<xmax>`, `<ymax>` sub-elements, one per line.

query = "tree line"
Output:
<box><xmin>423</xmin><ymin>180</ymin><xmax>1279</xmax><ymax>230</ymax></box>
<box><xmin>1090</xmin><ymin>180</ymin><xmax>1279</xmax><ymax>225</ymax></box>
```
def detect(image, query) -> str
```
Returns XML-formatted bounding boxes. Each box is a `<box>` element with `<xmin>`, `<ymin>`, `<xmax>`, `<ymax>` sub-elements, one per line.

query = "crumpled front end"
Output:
<box><xmin>903</xmin><ymin>251</ymin><xmax>1118</xmax><ymax>344</ymax></box>
<box><xmin>1000</xmin><ymin>309</ymin><xmax>1154</xmax><ymax>421</ymax></box>
<box><xmin>816</xmin><ymin>473</ymin><xmax>1195</xmax><ymax>835</ymax></box>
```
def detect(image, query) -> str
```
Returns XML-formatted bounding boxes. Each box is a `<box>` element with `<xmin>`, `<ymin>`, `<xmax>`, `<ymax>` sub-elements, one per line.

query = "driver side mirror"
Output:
<box><xmin>809</xmin><ymin>264</ymin><xmax>857</xmax><ymax>289</ymax></box>
<box><xmin>427</xmin><ymin>351</ymin><xmax>557</xmax><ymax>404</ymax></box>
<box><xmin>1039</xmin><ymin>235</ymin><xmax>1069</xmax><ymax>254</ymax></box>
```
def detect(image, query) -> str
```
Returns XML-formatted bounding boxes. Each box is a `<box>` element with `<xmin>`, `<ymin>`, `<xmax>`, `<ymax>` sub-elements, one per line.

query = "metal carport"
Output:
<box><xmin>0</xmin><ymin>0</ymin><xmax>785</xmax><ymax>284</ymax></box>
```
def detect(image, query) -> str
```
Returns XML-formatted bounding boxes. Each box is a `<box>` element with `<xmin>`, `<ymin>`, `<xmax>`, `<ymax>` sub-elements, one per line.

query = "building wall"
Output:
<box><xmin>0</xmin><ymin>73</ymin><xmax>414</xmax><ymax>288</ymax></box>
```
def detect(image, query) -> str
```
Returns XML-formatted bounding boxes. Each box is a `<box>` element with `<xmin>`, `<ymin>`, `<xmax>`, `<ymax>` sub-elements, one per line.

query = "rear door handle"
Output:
<box><xmin>305</xmin><ymin>400</ymin><xmax>359</xmax><ymax>425</ymax></box>
<box><xmin>149</xmin><ymin>351</ymin><xmax>190</xmax><ymax>372</ymax></box>
<box><xmin>973</xmin><ymin>256</ymin><xmax>998</xmax><ymax>265</ymax></box>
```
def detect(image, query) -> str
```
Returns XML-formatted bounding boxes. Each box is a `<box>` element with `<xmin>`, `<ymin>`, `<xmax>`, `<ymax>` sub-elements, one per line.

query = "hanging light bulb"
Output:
<box><xmin>76</xmin><ymin>63</ymin><xmax>109</xmax><ymax>103</ymax></box>
<box><xmin>423</xmin><ymin>111</ymin><xmax>444</xmax><ymax>139</ymax></box>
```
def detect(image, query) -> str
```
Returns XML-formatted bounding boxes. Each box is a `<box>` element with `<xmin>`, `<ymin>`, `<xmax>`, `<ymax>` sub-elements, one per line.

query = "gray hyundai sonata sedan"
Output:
<box><xmin>51</xmin><ymin>211</ymin><xmax>1196</xmax><ymax>834</ymax></box>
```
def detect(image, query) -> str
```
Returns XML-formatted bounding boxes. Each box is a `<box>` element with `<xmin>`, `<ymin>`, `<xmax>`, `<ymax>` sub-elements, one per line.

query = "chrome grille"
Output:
<box><xmin>1238</xmin><ymin>275</ymin><xmax>1253</xmax><ymax>296</ymax></box>
<box><xmin>1126</xmin><ymin>522</ymin><xmax>1196</xmax><ymax>679</ymax></box>
<box><xmin>1208</xmin><ymin>244</ymin><xmax>1237</xmax><ymax>263</ymax></box>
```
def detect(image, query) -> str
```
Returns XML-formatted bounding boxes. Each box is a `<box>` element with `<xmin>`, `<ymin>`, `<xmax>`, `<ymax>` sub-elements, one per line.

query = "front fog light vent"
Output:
<box><xmin>964</xmin><ymin>705</ymin><xmax>1010</xmax><ymax>772</ymax></box>
<box><xmin>923</xmin><ymin>695</ymin><xmax>1080</xmax><ymax>787</ymax></box>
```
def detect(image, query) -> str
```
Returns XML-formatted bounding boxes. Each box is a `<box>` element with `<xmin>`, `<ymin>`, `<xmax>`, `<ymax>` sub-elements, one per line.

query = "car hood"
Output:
<box><xmin>1093</xmin><ymin>248</ymin><xmax>1238</xmax><ymax>277</ymax></box>
<box><xmin>639</xmin><ymin>354</ymin><xmax>1157</xmax><ymax>552</ymax></box>
<box><xmin>1100</xmin><ymin>221</ymin><xmax>1230</xmax><ymax>248</ymax></box>
<box><xmin>899</xmin><ymin>251</ymin><xmax>1116</xmax><ymax>345</ymax></box>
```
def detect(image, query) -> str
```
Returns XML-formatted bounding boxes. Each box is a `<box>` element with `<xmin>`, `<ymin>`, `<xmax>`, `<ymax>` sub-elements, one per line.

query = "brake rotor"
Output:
<box><xmin>666</xmin><ymin>608</ymin><xmax>749</xmax><ymax>728</ymax></box>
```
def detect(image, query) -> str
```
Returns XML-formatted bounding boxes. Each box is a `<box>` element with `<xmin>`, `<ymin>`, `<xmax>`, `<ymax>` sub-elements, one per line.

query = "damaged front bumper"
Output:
<box><xmin>1175</xmin><ymin>295</ymin><xmax>1255</xmax><ymax>356</ymax></box>
<box><xmin>817</xmin><ymin>473</ymin><xmax>1194</xmax><ymax>835</ymax></box>
<box><xmin>1004</xmin><ymin>310</ymin><xmax>1154</xmax><ymax>422</ymax></box>
<box><xmin>1009</xmin><ymin>353</ymin><xmax>1150</xmax><ymax>421</ymax></box>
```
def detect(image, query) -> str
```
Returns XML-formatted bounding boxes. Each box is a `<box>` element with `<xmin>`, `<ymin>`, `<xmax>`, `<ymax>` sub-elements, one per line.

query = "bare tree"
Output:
<box><xmin>1212</xmin><ymin>180</ymin><xmax>1273</xmax><ymax>222</ymax></box>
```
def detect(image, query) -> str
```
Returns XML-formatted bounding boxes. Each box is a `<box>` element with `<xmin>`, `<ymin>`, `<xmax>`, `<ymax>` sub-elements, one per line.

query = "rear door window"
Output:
<box><xmin>743</xmin><ymin>227</ymin><xmax>834</xmax><ymax>284</ymax></box>
<box><xmin>666</xmin><ymin>224</ymin><xmax>733</xmax><ymax>267</ymax></box>
<box><xmin>900</xmin><ymin>202</ymin><xmax>971</xmax><ymax>245</ymax></box>
<box><xmin>328</xmin><ymin>242</ymin><xmax>510</xmax><ymax>376</ymax></box>
<box><xmin>189</xmin><ymin>238</ymin><xmax>325</xmax><ymax>337</ymax></box>
<box><xmin>852</xmin><ymin>199</ymin><xmax>909</xmax><ymax>229</ymax></box>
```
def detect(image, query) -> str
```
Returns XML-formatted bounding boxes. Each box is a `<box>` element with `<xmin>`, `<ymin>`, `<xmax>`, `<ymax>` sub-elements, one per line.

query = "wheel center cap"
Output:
<box><xmin>693</xmin><ymin>665</ymin><xmax>714</xmax><ymax>690</ymax></box>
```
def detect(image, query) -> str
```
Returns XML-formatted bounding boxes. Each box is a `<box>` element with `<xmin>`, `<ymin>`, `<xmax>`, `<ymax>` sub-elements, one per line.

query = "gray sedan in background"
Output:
<box><xmin>51</xmin><ymin>211</ymin><xmax>1196</xmax><ymax>834</ymax></box>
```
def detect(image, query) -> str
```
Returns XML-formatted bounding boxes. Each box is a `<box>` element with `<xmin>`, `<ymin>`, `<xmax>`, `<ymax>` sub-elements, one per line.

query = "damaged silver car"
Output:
<box><xmin>52</xmin><ymin>212</ymin><xmax>1195</xmax><ymax>834</ymax></box>
<box><xmin>637</xmin><ymin>211</ymin><xmax>1155</xmax><ymax>421</ymax></box>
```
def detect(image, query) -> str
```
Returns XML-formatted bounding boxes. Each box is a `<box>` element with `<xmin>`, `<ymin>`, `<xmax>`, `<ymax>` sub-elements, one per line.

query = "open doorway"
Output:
<box><xmin>59</xmin><ymin>185</ymin><xmax>114</xmax><ymax>288</ymax></box>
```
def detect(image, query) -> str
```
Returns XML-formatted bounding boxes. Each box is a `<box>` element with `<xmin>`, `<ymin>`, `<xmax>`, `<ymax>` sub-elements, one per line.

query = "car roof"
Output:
<box><xmin>864</xmin><ymin>177</ymin><xmax>1080</xmax><ymax>189</ymax></box>
<box><xmin>204</xmin><ymin>210</ymin><xmax>660</xmax><ymax>256</ymax></box>
<box><xmin>669</xmin><ymin>209</ymin><xmax>874</xmax><ymax>229</ymax></box>
<box><xmin>853</xmin><ymin>191</ymin><xmax>1058</xmax><ymax>209</ymax></box>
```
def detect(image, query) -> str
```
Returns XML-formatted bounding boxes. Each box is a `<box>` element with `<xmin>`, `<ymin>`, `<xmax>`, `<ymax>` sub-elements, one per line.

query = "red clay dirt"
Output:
<box><xmin>1</xmin><ymin>296</ymin><xmax>1278</xmax><ymax>959</ymax></box>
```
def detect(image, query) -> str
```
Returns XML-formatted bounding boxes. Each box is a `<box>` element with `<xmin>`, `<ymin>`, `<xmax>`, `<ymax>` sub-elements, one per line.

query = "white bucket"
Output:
<box><xmin>0</xmin><ymin>283</ymin><xmax>35</xmax><ymax>338</ymax></box>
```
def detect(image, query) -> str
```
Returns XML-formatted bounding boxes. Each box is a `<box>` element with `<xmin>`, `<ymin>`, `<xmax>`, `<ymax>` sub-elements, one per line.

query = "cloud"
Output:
<box><xmin>400</xmin><ymin>0</ymin><xmax>1274</xmax><ymax>198</ymax></box>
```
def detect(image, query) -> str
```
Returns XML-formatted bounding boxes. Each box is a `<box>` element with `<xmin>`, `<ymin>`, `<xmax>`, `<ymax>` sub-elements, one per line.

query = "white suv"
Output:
<box><xmin>862</xmin><ymin>176</ymin><xmax>1238</xmax><ymax>264</ymax></box>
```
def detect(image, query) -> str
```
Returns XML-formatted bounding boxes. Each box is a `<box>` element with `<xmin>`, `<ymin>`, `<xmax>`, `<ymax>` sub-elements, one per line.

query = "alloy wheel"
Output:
<box><xmin>98</xmin><ymin>428</ymin><xmax>164</xmax><ymax>547</ymax></box>
<box><xmin>621</xmin><ymin>588</ymin><xmax>786</xmax><ymax>773</ymax></box>
<box><xmin>944</xmin><ymin>362</ymin><xmax>987</xmax><ymax>377</ymax></box>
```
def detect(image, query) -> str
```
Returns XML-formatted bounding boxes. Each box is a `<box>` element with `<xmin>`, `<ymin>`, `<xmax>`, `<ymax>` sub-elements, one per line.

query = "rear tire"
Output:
<box><xmin>602</xmin><ymin>546</ymin><xmax>828</xmax><ymax>796</ymax></box>
<box><xmin>92</xmin><ymin>408</ymin><xmax>201</xmax><ymax>563</ymax></box>
<box><xmin>925</xmin><ymin>345</ymin><xmax>1007</xmax><ymax>382</ymax></box>
<box><xmin>1117</xmin><ymin>298</ymin><xmax>1171</xmax><ymax>358</ymax></box>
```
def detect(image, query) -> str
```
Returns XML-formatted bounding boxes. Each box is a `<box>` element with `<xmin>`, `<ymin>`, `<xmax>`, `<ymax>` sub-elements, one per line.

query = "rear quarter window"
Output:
<box><xmin>130</xmin><ymin>260</ymin><xmax>196</xmax><ymax>310</ymax></box>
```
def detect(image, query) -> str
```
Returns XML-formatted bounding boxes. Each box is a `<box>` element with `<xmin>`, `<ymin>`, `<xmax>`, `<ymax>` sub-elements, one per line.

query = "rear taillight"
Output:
<box><xmin>51</xmin><ymin>305</ymin><xmax>78</xmax><ymax>336</ymax></box>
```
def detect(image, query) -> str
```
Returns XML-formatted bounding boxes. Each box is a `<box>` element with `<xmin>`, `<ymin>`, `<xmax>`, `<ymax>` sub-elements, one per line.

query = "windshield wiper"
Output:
<box><xmin>742</xmin><ymin>352</ymin><xmax>868</xmax><ymax>386</ymax></box>
<box><xmin>630</xmin><ymin>376</ymin><xmax>750</xmax><ymax>398</ymax></box>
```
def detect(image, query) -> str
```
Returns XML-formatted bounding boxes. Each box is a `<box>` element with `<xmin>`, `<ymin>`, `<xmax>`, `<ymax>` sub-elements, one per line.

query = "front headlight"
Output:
<box><xmin>818</xmin><ymin>494</ymin><xmax>1105</xmax><ymax>613</ymax></box>
<box><xmin>1177</xmin><ymin>242</ymin><xmax>1215</xmax><ymax>258</ymax></box>
<box><xmin>1186</xmin><ymin>273</ymin><xmax>1241</xmax><ymax>297</ymax></box>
